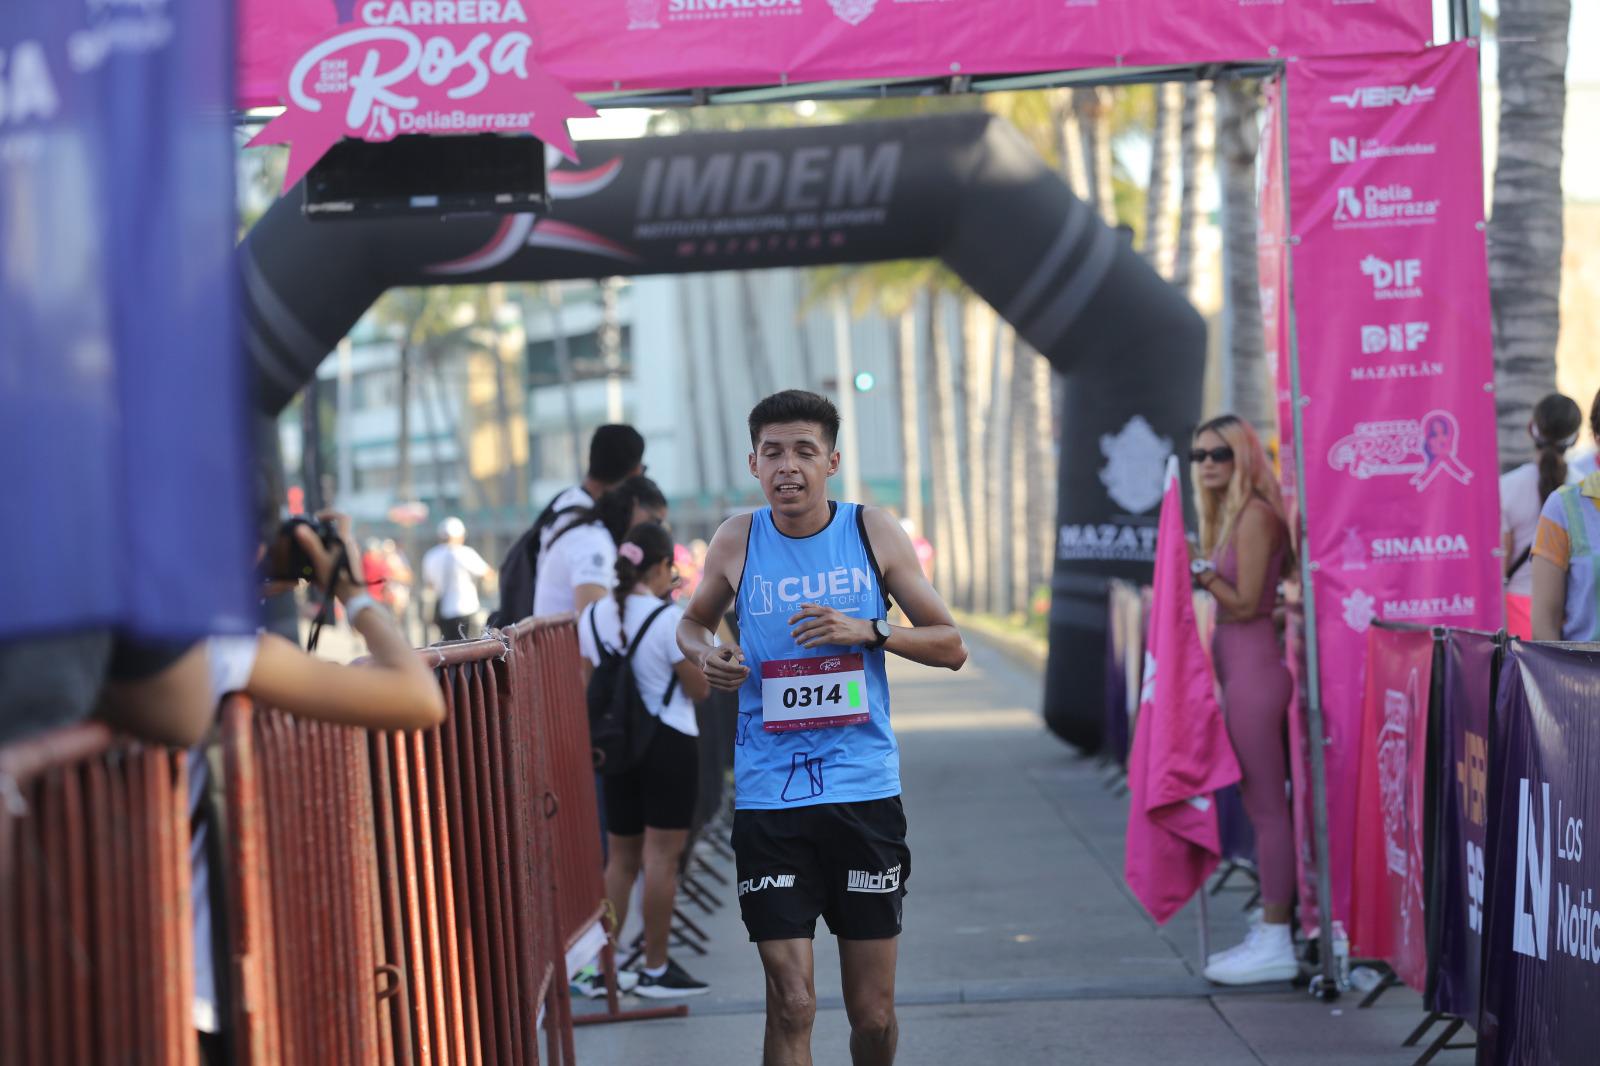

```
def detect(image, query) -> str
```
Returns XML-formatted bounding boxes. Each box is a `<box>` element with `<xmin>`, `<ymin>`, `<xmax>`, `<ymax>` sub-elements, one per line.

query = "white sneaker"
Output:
<box><xmin>1206</xmin><ymin>908</ymin><xmax>1265</xmax><ymax>967</ymax></box>
<box><xmin>572</xmin><ymin>964</ymin><xmax>640</xmax><ymax>999</ymax></box>
<box><xmin>1203</xmin><ymin>923</ymin><xmax>1298</xmax><ymax>986</ymax></box>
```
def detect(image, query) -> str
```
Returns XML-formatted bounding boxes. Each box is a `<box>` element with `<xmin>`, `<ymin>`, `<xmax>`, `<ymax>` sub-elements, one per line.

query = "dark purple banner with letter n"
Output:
<box><xmin>1426</xmin><ymin>629</ymin><xmax>1495</xmax><ymax>1024</ymax></box>
<box><xmin>1479</xmin><ymin>642</ymin><xmax>1600</xmax><ymax>1065</ymax></box>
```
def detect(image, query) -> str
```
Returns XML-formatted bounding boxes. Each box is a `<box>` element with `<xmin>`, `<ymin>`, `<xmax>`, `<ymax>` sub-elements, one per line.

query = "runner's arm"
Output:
<box><xmin>1531</xmin><ymin>556</ymin><xmax>1566</xmax><ymax>642</ymax></box>
<box><xmin>863</xmin><ymin>507</ymin><xmax>966</xmax><ymax>670</ymax></box>
<box><xmin>677</xmin><ymin>516</ymin><xmax>750</xmax><ymax>691</ymax></box>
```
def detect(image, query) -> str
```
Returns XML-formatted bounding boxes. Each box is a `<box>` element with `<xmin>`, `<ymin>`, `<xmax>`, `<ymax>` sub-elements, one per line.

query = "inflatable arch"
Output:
<box><xmin>242</xmin><ymin>112</ymin><xmax>1207</xmax><ymax>751</ymax></box>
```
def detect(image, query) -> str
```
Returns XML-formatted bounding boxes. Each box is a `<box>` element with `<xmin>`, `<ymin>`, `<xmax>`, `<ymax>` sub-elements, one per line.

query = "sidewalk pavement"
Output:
<box><xmin>574</xmin><ymin>634</ymin><xmax>1445</xmax><ymax>1065</ymax></box>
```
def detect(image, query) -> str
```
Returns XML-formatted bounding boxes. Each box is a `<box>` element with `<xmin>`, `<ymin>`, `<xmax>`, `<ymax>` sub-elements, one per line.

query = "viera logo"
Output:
<box><xmin>1514</xmin><ymin>778</ymin><xmax>1552</xmax><ymax>960</ymax></box>
<box><xmin>738</xmin><ymin>874</ymin><xmax>797</xmax><ymax>897</ymax></box>
<box><xmin>847</xmin><ymin>865</ymin><xmax>901</xmax><ymax>894</ymax></box>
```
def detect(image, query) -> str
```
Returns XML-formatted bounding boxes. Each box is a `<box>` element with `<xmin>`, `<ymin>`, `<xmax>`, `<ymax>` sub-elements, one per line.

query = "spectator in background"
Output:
<box><xmin>423</xmin><ymin>517</ymin><xmax>494</xmax><ymax>642</ymax></box>
<box><xmin>380</xmin><ymin>539</ymin><xmax>414</xmax><ymax>621</ymax></box>
<box><xmin>1532</xmin><ymin>439</ymin><xmax>1600</xmax><ymax>642</ymax></box>
<box><xmin>533</xmin><ymin>476</ymin><xmax>668</xmax><ymax>618</ymax></box>
<box><xmin>362</xmin><ymin>538</ymin><xmax>390</xmax><ymax>598</ymax></box>
<box><xmin>1500</xmin><ymin>393</ymin><xmax>1583</xmax><ymax>639</ymax></box>
<box><xmin>490</xmin><ymin>424</ymin><xmax>646</xmax><ymax>628</ymax></box>
<box><xmin>575</xmin><ymin>521</ymin><xmax>711</xmax><ymax>999</ymax></box>
<box><xmin>1566</xmin><ymin>388</ymin><xmax>1600</xmax><ymax>483</ymax></box>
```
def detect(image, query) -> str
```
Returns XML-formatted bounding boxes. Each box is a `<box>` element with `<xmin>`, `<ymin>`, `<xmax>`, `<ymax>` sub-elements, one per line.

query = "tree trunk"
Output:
<box><xmin>1216</xmin><ymin>78</ymin><xmax>1271</xmax><ymax>434</ymax></box>
<box><xmin>300</xmin><ymin>376</ymin><xmax>325</xmax><ymax>512</ymax></box>
<box><xmin>1026</xmin><ymin>348</ymin><xmax>1057</xmax><ymax>600</ymax></box>
<box><xmin>599</xmin><ymin>277</ymin><xmax>625</xmax><ymax>423</ymax></box>
<box><xmin>987</xmin><ymin>322</ymin><xmax>1017</xmax><ymax>615</ymax></box>
<box><xmin>699</xmin><ymin>275</ymin><xmax>738</xmax><ymax>509</ymax></box>
<box><xmin>1490</xmin><ymin>0</ymin><xmax>1571</xmax><ymax>468</ymax></box>
<box><xmin>925</xmin><ymin>289</ymin><xmax>972</xmax><ymax>603</ymax></box>
<box><xmin>547</xmin><ymin>282</ymin><xmax>585</xmax><ymax>478</ymax></box>
<box><xmin>397</xmin><ymin>340</ymin><xmax>414</xmax><ymax>502</ymax></box>
<box><xmin>894</xmin><ymin>309</ymin><xmax>924</xmax><ymax>540</ymax></box>
<box><xmin>1143</xmin><ymin>81</ymin><xmax>1183</xmax><ymax>278</ymax></box>
<box><xmin>740</xmin><ymin>273</ymin><xmax>776</xmax><ymax>398</ymax></box>
<box><xmin>1055</xmin><ymin>90</ymin><xmax>1091</xmax><ymax>202</ymax></box>
<box><xmin>1172</xmin><ymin>81</ymin><xmax>1216</xmax><ymax>301</ymax></box>
<box><xmin>961</xmin><ymin>299</ymin><xmax>996</xmax><ymax>613</ymax></box>
<box><xmin>486</xmin><ymin>284</ymin><xmax>521</xmax><ymax>508</ymax></box>
<box><xmin>1075</xmin><ymin>87</ymin><xmax>1119</xmax><ymax>227</ymax></box>
<box><xmin>677</xmin><ymin>280</ymin><xmax>711</xmax><ymax>507</ymax></box>
<box><xmin>1009</xmin><ymin>345</ymin><xmax>1032</xmax><ymax>613</ymax></box>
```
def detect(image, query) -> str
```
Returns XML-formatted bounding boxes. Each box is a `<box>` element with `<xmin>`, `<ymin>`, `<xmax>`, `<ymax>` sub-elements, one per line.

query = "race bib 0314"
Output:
<box><xmin>761</xmin><ymin>654</ymin><xmax>871</xmax><ymax>733</ymax></box>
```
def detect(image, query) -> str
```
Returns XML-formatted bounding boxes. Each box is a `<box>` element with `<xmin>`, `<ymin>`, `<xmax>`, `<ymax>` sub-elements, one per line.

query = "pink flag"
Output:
<box><xmin>1125</xmin><ymin>457</ymin><xmax>1242</xmax><ymax>925</ymax></box>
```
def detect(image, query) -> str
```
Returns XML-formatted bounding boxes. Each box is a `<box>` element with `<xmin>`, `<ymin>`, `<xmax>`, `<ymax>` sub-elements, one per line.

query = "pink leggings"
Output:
<box><xmin>1215</xmin><ymin>620</ymin><xmax>1296</xmax><ymax>908</ymax></box>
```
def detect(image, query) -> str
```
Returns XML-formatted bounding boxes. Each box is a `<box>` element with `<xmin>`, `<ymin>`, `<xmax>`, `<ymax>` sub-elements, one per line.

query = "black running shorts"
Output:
<box><xmin>732</xmin><ymin>796</ymin><xmax>910</xmax><ymax>942</ymax></box>
<box><xmin>604</xmin><ymin>724</ymin><xmax>699</xmax><ymax>836</ymax></box>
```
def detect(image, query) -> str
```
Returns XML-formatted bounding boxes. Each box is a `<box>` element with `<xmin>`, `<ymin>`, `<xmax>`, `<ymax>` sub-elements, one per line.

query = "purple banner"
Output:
<box><xmin>1</xmin><ymin>0</ymin><xmax>255</xmax><ymax>639</ymax></box>
<box><xmin>1479</xmin><ymin>642</ymin><xmax>1600</xmax><ymax>1064</ymax></box>
<box><xmin>1427</xmin><ymin>629</ymin><xmax>1495</xmax><ymax>1023</ymax></box>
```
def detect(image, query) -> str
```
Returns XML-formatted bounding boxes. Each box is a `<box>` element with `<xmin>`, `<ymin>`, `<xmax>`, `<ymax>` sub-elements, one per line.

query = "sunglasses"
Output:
<box><xmin>1189</xmin><ymin>446</ymin><xmax>1236</xmax><ymax>465</ymax></box>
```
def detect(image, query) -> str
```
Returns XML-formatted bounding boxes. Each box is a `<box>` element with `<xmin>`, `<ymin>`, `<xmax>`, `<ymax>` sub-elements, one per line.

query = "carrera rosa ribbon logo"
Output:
<box><xmin>249</xmin><ymin>1</ymin><xmax>596</xmax><ymax>192</ymax></box>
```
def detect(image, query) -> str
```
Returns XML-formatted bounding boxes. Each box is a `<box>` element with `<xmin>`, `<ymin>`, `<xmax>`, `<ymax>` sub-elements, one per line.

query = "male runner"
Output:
<box><xmin>678</xmin><ymin>390</ymin><xmax>967</xmax><ymax>1066</ymax></box>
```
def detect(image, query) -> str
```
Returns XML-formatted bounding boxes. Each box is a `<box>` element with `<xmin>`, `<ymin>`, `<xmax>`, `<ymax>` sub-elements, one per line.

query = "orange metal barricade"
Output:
<box><xmin>224</xmin><ymin>698</ymin><xmax>386</xmax><ymax>1066</ymax></box>
<box><xmin>516</xmin><ymin>617</ymin><xmax>688</xmax><ymax>1028</ymax></box>
<box><xmin>0</xmin><ymin>723</ymin><xmax>197</xmax><ymax>1066</ymax></box>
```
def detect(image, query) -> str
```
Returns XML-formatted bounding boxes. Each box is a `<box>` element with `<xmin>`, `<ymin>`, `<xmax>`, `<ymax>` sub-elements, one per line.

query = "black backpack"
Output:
<box><xmin>585</xmin><ymin>601</ymin><xmax>679</xmax><ymax>776</ymax></box>
<box><xmin>487</xmin><ymin>497</ymin><xmax>587</xmax><ymax>628</ymax></box>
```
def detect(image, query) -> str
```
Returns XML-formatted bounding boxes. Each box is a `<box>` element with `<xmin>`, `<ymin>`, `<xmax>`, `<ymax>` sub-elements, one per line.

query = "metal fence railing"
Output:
<box><xmin>0</xmin><ymin>723</ymin><xmax>197</xmax><ymax>1066</ymax></box>
<box><xmin>0</xmin><ymin>613</ymin><xmax>641</xmax><ymax>1065</ymax></box>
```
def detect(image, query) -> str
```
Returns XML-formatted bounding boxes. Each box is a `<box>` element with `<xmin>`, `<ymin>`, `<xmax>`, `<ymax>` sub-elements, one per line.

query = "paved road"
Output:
<box><xmin>573</xmin><ymin>635</ymin><xmax>1443</xmax><ymax>1064</ymax></box>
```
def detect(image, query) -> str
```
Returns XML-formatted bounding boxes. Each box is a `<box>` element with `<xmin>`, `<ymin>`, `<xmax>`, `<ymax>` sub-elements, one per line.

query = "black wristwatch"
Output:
<box><xmin>866</xmin><ymin>618</ymin><xmax>892</xmax><ymax>650</ymax></box>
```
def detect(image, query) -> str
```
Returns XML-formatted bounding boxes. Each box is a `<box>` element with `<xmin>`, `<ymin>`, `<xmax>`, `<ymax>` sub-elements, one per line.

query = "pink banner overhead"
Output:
<box><xmin>1281</xmin><ymin>40</ymin><xmax>1501</xmax><ymax>929</ymax></box>
<box><xmin>237</xmin><ymin>0</ymin><xmax>1436</xmax><ymax>111</ymax></box>
<box><xmin>246</xmin><ymin>2</ymin><xmax>597</xmax><ymax>189</ymax></box>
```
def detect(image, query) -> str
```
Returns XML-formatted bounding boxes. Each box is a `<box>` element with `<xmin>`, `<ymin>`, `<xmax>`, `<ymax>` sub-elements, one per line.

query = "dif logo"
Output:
<box><xmin>1361</xmin><ymin>256</ymin><xmax>1422</xmax><ymax>300</ymax></box>
<box><xmin>1363</xmin><ymin>322</ymin><xmax>1430</xmax><ymax>355</ymax></box>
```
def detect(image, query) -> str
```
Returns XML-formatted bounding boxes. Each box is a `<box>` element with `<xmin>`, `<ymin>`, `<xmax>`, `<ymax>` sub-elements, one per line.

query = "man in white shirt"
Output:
<box><xmin>488</xmin><ymin>424</ymin><xmax>646</xmax><ymax>627</ymax></box>
<box><xmin>423</xmin><ymin>516</ymin><xmax>494</xmax><ymax>641</ymax></box>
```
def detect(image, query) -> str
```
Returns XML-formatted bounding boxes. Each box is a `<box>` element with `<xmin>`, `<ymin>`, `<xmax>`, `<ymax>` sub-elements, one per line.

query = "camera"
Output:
<box><xmin>263</xmin><ymin>515</ymin><xmax>345</xmax><ymax>583</ymax></box>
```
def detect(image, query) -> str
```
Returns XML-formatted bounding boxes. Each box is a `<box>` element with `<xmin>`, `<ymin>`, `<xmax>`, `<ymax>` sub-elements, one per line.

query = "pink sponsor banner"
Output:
<box><xmin>245</xmin><ymin>2</ymin><xmax>598</xmax><ymax>189</ymax></box>
<box><xmin>237</xmin><ymin>0</ymin><xmax>1434</xmax><ymax>112</ymax></box>
<box><xmin>1282</xmin><ymin>40</ymin><xmax>1501</xmax><ymax>929</ymax></box>
<box><xmin>1350</xmin><ymin>625</ymin><xmax>1431</xmax><ymax>989</ymax></box>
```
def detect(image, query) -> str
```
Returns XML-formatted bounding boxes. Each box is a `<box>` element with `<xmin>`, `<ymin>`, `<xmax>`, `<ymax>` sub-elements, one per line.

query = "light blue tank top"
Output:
<box><xmin>734</xmin><ymin>503</ymin><xmax>898</xmax><ymax>809</ymax></box>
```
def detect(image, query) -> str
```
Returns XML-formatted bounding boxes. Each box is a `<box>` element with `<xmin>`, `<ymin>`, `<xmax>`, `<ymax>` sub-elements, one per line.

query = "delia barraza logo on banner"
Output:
<box><xmin>1333</xmin><ymin>184</ymin><xmax>1440</xmax><ymax>230</ymax></box>
<box><xmin>249</xmin><ymin>0</ymin><xmax>597</xmax><ymax>191</ymax></box>
<box><xmin>1327</xmin><ymin>410</ymin><xmax>1472</xmax><ymax>490</ymax></box>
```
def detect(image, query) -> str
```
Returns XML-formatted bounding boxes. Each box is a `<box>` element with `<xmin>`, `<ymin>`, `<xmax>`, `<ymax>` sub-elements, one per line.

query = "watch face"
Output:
<box><xmin>874</xmin><ymin>618</ymin><xmax>892</xmax><ymax>641</ymax></box>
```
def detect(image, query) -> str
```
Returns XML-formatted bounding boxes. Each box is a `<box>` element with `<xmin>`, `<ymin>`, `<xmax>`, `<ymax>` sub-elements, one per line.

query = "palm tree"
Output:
<box><xmin>1172</xmin><ymin>81</ymin><xmax>1216</xmax><ymax>301</ymax></box>
<box><xmin>892</xmin><ymin>309</ymin><xmax>925</xmax><ymax>540</ymax></box>
<box><xmin>1074</xmin><ymin>87</ymin><xmax>1121</xmax><ymax>227</ymax></box>
<box><xmin>925</xmin><ymin>287</ymin><xmax>973</xmax><ymax>605</ymax></box>
<box><xmin>1489</xmin><ymin>0</ymin><xmax>1572</xmax><ymax>467</ymax></box>
<box><xmin>1144</xmin><ymin>81</ymin><xmax>1183</xmax><ymax>278</ymax></box>
<box><xmin>1216</xmin><ymin>78</ymin><xmax>1271</xmax><ymax>434</ymax></box>
<box><xmin>961</xmin><ymin>299</ymin><xmax>997</xmax><ymax>613</ymax></box>
<box><xmin>987</xmin><ymin>322</ymin><xmax>1017</xmax><ymax>615</ymax></box>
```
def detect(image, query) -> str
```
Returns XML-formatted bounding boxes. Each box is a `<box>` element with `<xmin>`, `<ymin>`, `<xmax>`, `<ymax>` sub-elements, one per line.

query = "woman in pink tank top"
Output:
<box><xmin>1188</xmin><ymin>415</ymin><xmax>1299</xmax><ymax>987</ymax></box>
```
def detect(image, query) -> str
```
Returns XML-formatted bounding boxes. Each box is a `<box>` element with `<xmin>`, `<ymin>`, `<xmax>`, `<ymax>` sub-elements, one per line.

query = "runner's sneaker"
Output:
<box><xmin>634</xmin><ymin>958</ymin><xmax>709</xmax><ymax>999</ymax></box>
<box><xmin>1202</xmin><ymin>922</ymin><xmax>1298</xmax><ymax>986</ymax></box>
<box><xmin>571</xmin><ymin>964</ymin><xmax>639</xmax><ymax>999</ymax></box>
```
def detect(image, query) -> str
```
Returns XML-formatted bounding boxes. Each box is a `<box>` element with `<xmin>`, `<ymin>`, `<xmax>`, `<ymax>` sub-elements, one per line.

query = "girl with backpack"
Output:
<box><xmin>576</xmin><ymin>521</ymin><xmax>712</xmax><ymax>999</ymax></box>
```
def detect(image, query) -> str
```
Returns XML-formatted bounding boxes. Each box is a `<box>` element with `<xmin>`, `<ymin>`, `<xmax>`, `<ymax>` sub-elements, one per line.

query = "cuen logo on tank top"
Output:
<box><xmin>745</xmin><ymin>566</ymin><xmax>876</xmax><ymax>616</ymax></box>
